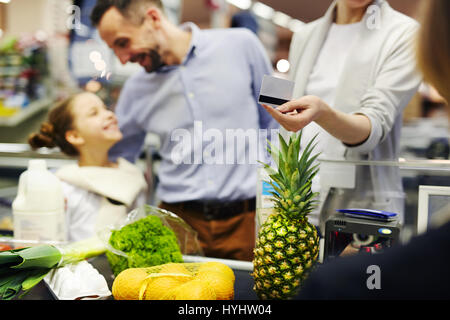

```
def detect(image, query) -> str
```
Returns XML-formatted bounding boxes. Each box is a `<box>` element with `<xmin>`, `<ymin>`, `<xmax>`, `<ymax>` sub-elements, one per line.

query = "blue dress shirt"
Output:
<box><xmin>109</xmin><ymin>23</ymin><xmax>279</xmax><ymax>203</ymax></box>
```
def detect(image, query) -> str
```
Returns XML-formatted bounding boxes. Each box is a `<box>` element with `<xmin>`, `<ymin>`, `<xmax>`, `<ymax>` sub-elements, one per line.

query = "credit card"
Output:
<box><xmin>337</xmin><ymin>209</ymin><xmax>398</xmax><ymax>222</ymax></box>
<box><xmin>258</xmin><ymin>75</ymin><xmax>295</xmax><ymax>107</ymax></box>
<box><xmin>343</xmin><ymin>213</ymin><xmax>398</xmax><ymax>222</ymax></box>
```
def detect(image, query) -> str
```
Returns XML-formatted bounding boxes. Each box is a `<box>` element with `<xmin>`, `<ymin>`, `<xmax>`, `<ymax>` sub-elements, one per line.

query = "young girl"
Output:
<box><xmin>29</xmin><ymin>92</ymin><xmax>148</xmax><ymax>241</ymax></box>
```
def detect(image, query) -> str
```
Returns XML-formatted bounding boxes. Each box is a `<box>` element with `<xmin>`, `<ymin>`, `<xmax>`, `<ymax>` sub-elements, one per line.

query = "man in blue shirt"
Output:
<box><xmin>90</xmin><ymin>0</ymin><xmax>278</xmax><ymax>261</ymax></box>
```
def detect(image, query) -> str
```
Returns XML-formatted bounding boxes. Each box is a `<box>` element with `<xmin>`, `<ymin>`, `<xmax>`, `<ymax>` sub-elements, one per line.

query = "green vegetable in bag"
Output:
<box><xmin>106</xmin><ymin>215</ymin><xmax>183</xmax><ymax>276</ymax></box>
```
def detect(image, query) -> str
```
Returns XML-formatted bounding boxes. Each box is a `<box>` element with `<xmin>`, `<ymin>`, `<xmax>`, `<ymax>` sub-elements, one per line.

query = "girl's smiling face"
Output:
<box><xmin>66</xmin><ymin>92</ymin><xmax>123</xmax><ymax>150</ymax></box>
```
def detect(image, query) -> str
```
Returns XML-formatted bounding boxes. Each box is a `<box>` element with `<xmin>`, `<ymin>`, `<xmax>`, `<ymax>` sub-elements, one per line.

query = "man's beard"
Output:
<box><xmin>145</xmin><ymin>49</ymin><xmax>165</xmax><ymax>73</ymax></box>
<box><xmin>131</xmin><ymin>49</ymin><xmax>165</xmax><ymax>73</ymax></box>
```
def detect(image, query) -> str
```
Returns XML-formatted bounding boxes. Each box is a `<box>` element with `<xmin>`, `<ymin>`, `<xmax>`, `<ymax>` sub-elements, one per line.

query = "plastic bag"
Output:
<box><xmin>98</xmin><ymin>205</ymin><xmax>203</xmax><ymax>275</ymax></box>
<box><xmin>44</xmin><ymin>260</ymin><xmax>111</xmax><ymax>300</ymax></box>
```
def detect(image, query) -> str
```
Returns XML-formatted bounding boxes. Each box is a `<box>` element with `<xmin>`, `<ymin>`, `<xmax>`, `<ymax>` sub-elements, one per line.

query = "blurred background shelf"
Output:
<box><xmin>0</xmin><ymin>97</ymin><xmax>54</xmax><ymax>127</ymax></box>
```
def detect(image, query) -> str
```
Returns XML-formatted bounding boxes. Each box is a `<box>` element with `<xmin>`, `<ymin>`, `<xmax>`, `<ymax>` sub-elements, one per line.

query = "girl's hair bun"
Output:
<box><xmin>28</xmin><ymin>122</ymin><xmax>57</xmax><ymax>150</ymax></box>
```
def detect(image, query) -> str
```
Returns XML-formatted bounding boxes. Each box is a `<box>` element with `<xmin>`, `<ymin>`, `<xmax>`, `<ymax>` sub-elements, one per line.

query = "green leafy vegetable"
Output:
<box><xmin>106</xmin><ymin>215</ymin><xmax>183</xmax><ymax>276</ymax></box>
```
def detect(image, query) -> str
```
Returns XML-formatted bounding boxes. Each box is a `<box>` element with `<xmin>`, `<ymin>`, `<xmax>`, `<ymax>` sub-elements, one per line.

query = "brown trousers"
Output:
<box><xmin>159</xmin><ymin>202</ymin><xmax>255</xmax><ymax>261</ymax></box>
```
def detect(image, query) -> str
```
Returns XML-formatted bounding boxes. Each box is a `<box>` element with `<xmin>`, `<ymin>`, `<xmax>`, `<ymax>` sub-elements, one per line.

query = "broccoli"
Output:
<box><xmin>106</xmin><ymin>215</ymin><xmax>183</xmax><ymax>276</ymax></box>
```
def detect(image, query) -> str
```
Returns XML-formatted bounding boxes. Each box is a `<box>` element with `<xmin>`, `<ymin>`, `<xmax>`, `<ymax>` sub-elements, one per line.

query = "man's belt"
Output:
<box><xmin>163</xmin><ymin>197</ymin><xmax>256</xmax><ymax>221</ymax></box>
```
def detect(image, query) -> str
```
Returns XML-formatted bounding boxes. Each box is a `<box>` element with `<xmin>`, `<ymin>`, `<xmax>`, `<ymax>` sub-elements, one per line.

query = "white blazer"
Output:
<box><xmin>287</xmin><ymin>0</ymin><xmax>422</xmax><ymax>226</ymax></box>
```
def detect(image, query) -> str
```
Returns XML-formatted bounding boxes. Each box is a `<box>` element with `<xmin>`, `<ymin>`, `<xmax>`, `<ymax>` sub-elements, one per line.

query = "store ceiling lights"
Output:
<box><xmin>272</xmin><ymin>11</ymin><xmax>291</xmax><ymax>28</ymax></box>
<box><xmin>0</xmin><ymin>0</ymin><xmax>11</xmax><ymax>4</ymax></box>
<box><xmin>226</xmin><ymin>0</ymin><xmax>304</xmax><ymax>33</ymax></box>
<box><xmin>251</xmin><ymin>2</ymin><xmax>274</xmax><ymax>20</ymax></box>
<box><xmin>226</xmin><ymin>0</ymin><xmax>252</xmax><ymax>10</ymax></box>
<box><xmin>276</xmin><ymin>59</ymin><xmax>290</xmax><ymax>73</ymax></box>
<box><xmin>288</xmin><ymin>19</ymin><xmax>305</xmax><ymax>33</ymax></box>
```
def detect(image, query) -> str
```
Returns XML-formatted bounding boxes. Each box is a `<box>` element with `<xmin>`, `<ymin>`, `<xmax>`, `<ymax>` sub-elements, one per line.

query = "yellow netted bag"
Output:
<box><xmin>112</xmin><ymin>262</ymin><xmax>235</xmax><ymax>300</ymax></box>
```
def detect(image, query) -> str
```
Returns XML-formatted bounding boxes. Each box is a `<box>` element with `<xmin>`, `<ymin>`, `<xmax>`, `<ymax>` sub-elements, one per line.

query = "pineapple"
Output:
<box><xmin>252</xmin><ymin>131</ymin><xmax>320</xmax><ymax>300</ymax></box>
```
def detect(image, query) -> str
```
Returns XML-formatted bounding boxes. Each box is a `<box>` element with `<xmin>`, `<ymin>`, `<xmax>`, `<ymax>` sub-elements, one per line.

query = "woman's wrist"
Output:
<box><xmin>313</xmin><ymin>98</ymin><xmax>335</xmax><ymax>126</ymax></box>
<box><xmin>313</xmin><ymin>99</ymin><xmax>371</xmax><ymax>145</ymax></box>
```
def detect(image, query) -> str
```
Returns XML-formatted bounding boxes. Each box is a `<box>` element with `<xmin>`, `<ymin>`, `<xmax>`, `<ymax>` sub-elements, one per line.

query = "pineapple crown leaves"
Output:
<box><xmin>261</xmin><ymin>131</ymin><xmax>321</xmax><ymax>220</ymax></box>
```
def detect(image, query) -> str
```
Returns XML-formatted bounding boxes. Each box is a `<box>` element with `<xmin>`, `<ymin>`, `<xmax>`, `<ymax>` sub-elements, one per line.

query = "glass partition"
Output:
<box><xmin>317</xmin><ymin>158</ymin><xmax>450</xmax><ymax>238</ymax></box>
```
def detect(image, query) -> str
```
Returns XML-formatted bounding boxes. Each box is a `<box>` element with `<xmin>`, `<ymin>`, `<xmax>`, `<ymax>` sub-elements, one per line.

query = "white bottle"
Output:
<box><xmin>12</xmin><ymin>159</ymin><xmax>67</xmax><ymax>243</ymax></box>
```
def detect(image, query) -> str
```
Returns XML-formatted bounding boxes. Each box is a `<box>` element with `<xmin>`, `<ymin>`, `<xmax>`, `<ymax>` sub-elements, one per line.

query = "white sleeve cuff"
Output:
<box><xmin>343</xmin><ymin>111</ymin><xmax>383</xmax><ymax>154</ymax></box>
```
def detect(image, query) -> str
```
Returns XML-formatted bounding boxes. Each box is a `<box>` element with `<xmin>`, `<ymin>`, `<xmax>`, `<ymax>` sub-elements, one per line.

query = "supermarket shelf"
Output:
<box><xmin>0</xmin><ymin>97</ymin><xmax>54</xmax><ymax>127</ymax></box>
<box><xmin>0</xmin><ymin>156</ymin><xmax>76</xmax><ymax>170</ymax></box>
<box><xmin>0</xmin><ymin>143</ymin><xmax>76</xmax><ymax>169</ymax></box>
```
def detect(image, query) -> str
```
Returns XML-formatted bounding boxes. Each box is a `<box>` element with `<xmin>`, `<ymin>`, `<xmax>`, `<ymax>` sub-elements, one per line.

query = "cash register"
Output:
<box><xmin>323</xmin><ymin>209</ymin><xmax>401</xmax><ymax>262</ymax></box>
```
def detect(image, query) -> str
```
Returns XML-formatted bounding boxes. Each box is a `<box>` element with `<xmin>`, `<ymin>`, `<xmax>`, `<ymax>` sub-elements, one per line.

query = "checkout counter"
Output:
<box><xmin>1</xmin><ymin>140</ymin><xmax>450</xmax><ymax>300</ymax></box>
<box><xmin>17</xmin><ymin>254</ymin><xmax>259</xmax><ymax>300</ymax></box>
<box><xmin>0</xmin><ymin>143</ymin><xmax>260</xmax><ymax>300</ymax></box>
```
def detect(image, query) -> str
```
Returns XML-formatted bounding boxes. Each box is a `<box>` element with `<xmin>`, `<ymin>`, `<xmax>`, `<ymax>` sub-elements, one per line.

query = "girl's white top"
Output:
<box><xmin>55</xmin><ymin>158</ymin><xmax>148</xmax><ymax>241</ymax></box>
